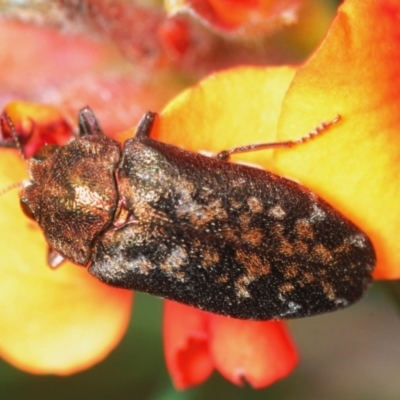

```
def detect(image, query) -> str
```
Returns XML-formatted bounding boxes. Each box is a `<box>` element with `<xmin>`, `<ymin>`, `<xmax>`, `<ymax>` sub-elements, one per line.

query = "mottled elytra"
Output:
<box><xmin>16</xmin><ymin>107</ymin><xmax>376</xmax><ymax>320</ymax></box>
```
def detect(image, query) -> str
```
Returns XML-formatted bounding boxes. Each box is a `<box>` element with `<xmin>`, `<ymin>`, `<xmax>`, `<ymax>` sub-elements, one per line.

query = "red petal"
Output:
<box><xmin>163</xmin><ymin>301</ymin><xmax>214</xmax><ymax>389</ymax></box>
<box><xmin>209</xmin><ymin>315</ymin><xmax>297</xmax><ymax>388</ymax></box>
<box><xmin>2</xmin><ymin>101</ymin><xmax>71</xmax><ymax>157</ymax></box>
<box><xmin>165</xmin><ymin>0</ymin><xmax>303</xmax><ymax>35</ymax></box>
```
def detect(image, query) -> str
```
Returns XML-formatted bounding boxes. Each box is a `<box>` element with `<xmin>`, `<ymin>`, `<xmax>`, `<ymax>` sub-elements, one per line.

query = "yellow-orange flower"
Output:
<box><xmin>0</xmin><ymin>0</ymin><xmax>399</xmax><ymax>390</ymax></box>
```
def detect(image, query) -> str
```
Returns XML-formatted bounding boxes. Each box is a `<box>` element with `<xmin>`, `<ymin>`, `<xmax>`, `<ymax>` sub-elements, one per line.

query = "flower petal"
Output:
<box><xmin>156</xmin><ymin>65</ymin><xmax>296</xmax><ymax>168</ymax></box>
<box><xmin>165</xmin><ymin>0</ymin><xmax>303</xmax><ymax>36</ymax></box>
<box><xmin>163</xmin><ymin>301</ymin><xmax>214</xmax><ymax>390</ymax></box>
<box><xmin>0</xmin><ymin>149</ymin><xmax>133</xmax><ymax>374</ymax></box>
<box><xmin>276</xmin><ymin>0</ymin><xmax>400</xmax><ymax>279</ymax></box>
<box><xmin>209</xmin><ymin>315</ymin><xmax>297</xmax><ymax>388</ymax></box>
<box><xmin>2</xmin><ymin>101</ymin><xmax>71</xmax><ymax>157</ymax></box>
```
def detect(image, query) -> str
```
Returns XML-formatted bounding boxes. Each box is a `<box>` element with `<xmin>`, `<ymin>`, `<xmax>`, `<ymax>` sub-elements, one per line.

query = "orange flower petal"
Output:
<box><xmin>0</xmin><ymin>150</ymin><xmax>132</xmax><ymax>374</ymax></box>
<box><xmin>156</xmin><ymin>65</ymin><xmax>296</xmax><ymax>166</ymax></box>
<box><xmin>209</xmin><ymin>315</ymin><xmax>297</xmax><ymax>387</ymax></box>
<box><xmin>163</xmin><ymin>301</ymin><xmax>214</xmax><ymax>390</ymax></box>
<box><xmin>276</xmin><ymin>0</ymin><xmax>400</xmax><ymax>279</ymax></box>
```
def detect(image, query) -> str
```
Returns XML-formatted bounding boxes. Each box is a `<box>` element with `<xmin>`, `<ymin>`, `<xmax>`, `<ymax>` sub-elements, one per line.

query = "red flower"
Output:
<box><xmin>164</xmin><ymin>301</ymin><xmax>297</xmax><ymax>389</ymax></box>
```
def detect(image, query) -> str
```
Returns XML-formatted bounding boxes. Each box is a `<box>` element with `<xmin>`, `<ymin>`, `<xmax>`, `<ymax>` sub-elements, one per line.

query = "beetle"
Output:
<box><xmin>10</xmin><ymin>107</ymin><xmax>375</xmax><ymax>320</ymax></box>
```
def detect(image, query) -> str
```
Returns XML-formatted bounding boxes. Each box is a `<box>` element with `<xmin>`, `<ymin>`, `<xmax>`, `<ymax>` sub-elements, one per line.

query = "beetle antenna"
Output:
<box><xmin>0</xmin><ymin>181</ymin><xmax>22</xmax><ymax>197</ymax></box>
<box><xmin>0</xmin><ymin>113</ymin><xmax>27</xmax><ymax>160</ymax></box>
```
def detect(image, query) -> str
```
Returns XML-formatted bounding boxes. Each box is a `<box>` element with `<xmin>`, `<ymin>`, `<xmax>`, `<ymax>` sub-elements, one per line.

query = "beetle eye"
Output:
<box><xmin>20</xmin><ymin>198</ymin><xmax>35</xmax><ymax>220</ymax></box>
